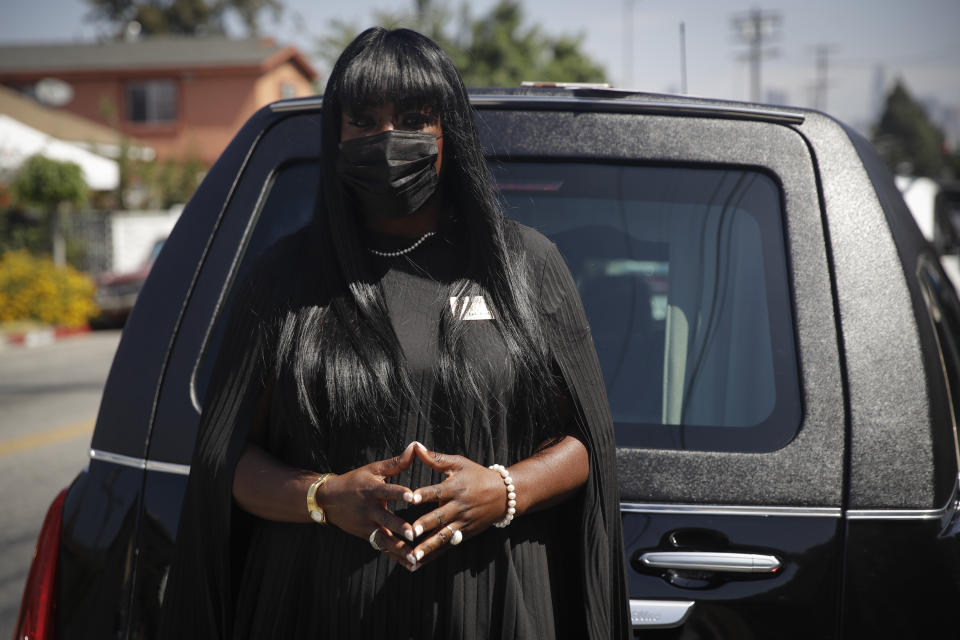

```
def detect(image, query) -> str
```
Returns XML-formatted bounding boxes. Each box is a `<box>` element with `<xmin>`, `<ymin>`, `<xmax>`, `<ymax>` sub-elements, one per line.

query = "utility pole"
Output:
<box><xmin>731</xmin><ymin>8</ymin><xmax>781</xmax><ymax>103</ymax></box>
<box><xmin>810</xmin><ymin>44</ymin><xmax>839</xmax><ymax>111</ymax></box>
<box><xmin>623</xmin><ymin>0</ymin><xmax>638</xmax><ymax>88</ymax></box>
<box><xmin>679</xmin><ymin>21</ymin><xmax>687</xmax><ymax>94</ymax></box>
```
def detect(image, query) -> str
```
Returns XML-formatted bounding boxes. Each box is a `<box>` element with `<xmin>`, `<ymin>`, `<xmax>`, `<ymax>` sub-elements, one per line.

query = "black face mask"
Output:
<box><xmin>336</xmin><ymin>129</ymin><xmax>440</xmax><ymax>219</ymax></box>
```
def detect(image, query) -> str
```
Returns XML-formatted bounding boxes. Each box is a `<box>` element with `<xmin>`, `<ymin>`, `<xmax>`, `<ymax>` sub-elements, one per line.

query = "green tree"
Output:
<box><xmin>872</xmin><ymin>79</ymin><xmax>947</xmax><ymax>178</ymax></box>
<box><xmin>0</xmin><ymin>208</ymin><xmax>48</xmax><ymax>258</ymax></box>
<box><xmin>458</xmin><ymin>1</ymin><xmax>604</xmax><ymax>86</ymax></box>
<box><xmin>316</xmin><ymin>0</ymin><xmax>606</xmax><ymax>87</ymax></box>
<box><xmin>156</xmin><ymin>155</ymin><xmax>205</xmax><ymax>208</ymax></box>
<box><xmin>317</xmin><ymin>0</ymin><xmax>465</xmax><ymax>70</ymax></box>
<box><xmin>11</xmin><ymin>155</ymin><xmax>88</xmax><ymax>266</ymax></box>
<box><xmin>85</xmin><ymin>0</ymin><xmax>282</xmax><ymax>37</ymax></box>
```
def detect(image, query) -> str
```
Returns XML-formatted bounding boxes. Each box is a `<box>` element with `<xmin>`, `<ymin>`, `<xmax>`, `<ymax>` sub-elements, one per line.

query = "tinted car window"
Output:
<box><xmin>494</xmin><ymin>162</ymin><xmax>800</xmax><ymax>452</ymax></box>
<box><xmin>918</xmin><ymin>259</ymin><xmax>960</xmax><ymax>452</ymax></box>
<box><xmin>196</xmin><ymin>159</ymin><xmax>800</xmax><ymax>453</ymax></box>
<box><xmin>193</xmin><ymin>160</ymin><xmax>320</xmax><ymax>405</ymax></box>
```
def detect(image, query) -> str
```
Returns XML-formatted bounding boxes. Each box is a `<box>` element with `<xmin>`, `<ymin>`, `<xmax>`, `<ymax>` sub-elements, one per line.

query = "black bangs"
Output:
<box><xmin>334</xmin><ymin>28</ymin><xmax>455</xmax><ymax>116</ymax></box>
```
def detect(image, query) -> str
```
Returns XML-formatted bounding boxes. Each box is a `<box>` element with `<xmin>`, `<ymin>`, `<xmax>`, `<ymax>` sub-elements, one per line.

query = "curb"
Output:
<box><xmin>2</xmin><ymin>325</ymin><xmax>91</xmax><ymax>349</ymax></box>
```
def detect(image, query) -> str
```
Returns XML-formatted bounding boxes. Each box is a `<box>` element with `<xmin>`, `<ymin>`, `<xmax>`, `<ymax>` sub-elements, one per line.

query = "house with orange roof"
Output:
<box><xmin>0</xmin><ymin>36</ymin><xmax>318</xmax><ymax>165</ymax></box>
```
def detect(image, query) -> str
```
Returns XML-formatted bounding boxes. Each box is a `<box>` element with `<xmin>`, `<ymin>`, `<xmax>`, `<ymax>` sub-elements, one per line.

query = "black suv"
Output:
<box><xmin>17</xmin><ymin>88</ymin><xmax>960</xmax><ymax>639</ymax></box>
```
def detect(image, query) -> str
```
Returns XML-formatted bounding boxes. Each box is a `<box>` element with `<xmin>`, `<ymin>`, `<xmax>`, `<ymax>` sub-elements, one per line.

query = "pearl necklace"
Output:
<box><xmin>366</xmin><ymin>231</ymin><xmax>437</xmax><ymax>258</ymax></box>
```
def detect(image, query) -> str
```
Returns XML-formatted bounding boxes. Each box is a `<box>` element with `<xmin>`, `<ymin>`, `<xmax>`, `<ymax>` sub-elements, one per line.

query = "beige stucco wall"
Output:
<box><xmin>254</xmin><ymin>61</ymin><xmax>317</xmax><ymax>106</ymax></box>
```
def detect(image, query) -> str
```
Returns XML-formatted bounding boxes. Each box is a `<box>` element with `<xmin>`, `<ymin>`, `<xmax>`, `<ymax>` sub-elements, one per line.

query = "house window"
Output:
<box><xmin>280</xmin><ymin>82</ymin><xmax>296</xmax><ymax>99</ymax></box>
<box><xmin>127</xmin><ymin>80</ymin><xmax>178</xmax><ymax>124</ymax></box>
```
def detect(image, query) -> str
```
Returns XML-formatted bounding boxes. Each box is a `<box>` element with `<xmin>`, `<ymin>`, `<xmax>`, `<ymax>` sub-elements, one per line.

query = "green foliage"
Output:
<box><xmin>11</xmin><ymin>155</ymin><xmax>89</xmax><ymax>266</ymax></box>
<box><xmin>230</xmin><ymin>0</ymin><xmax>281</xmax><ymax>36</ymax></box>
<box><xmin>84</xmin><ymin>0</ymin><xmax>282</xmax><ymax>37</ymax></box>
<box><xmin>317</xmin><ymin>1</ymin><xmax>464</xmax><ymax>70</ymax></box>
<box><xmin>0</xmin><ymin>250</ymin><xmax>98</xmax><ymax>327</ymax></box>
<box><xmin>458</xmin><ymin>1</ymin><xmax>604</xmax><ymax>86</ymax></box>
<box><xmin>114</xmin><ymin>150</ymin><xmax>205</xmax><ymax>209</ymax></box>
<box><xmin>116</xmin><ymin>137</ymin><xmax>132</xmax><ymax>209</ymax></box>
<box><xmin>0</xmin><ymin>207</ymin><xmax>95</xmax><ymax>271</ymax></box>
<box><xmin>316</xmin><ymin>0</ymin><xmax>606</xmax><ymax>87</ymax></box>
<box><xmin>0</xmin><ymin>209</ymin><xmax>48</xmax><ymax>256</ymax></box>
<box><xmin>140</xmin><ymin>155</ymin><xmax>205</xmax><ymax>208</ymax></box>
<box><xmin>11</xmin><ymin>155</ymin><xmax>88</xmax><ymax>211</ymax></box>
<box><xmin>872</xmin><ymin>80</ymin><xmax>947</xmax><ymax>178</ymax></box>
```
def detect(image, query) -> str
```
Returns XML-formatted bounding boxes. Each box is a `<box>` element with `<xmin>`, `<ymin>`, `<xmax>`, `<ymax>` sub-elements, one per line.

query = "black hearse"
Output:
<box><xmin>17</xmin><ymin>88</ymin><xmax>960</xmax><ymax>639</ymax></box>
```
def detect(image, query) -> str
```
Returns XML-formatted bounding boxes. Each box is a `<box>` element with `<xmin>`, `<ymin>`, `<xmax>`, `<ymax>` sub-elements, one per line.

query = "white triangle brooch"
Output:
<box><xmin>449</xmin><ymin>295</ymin><xmax>494</xmax><ymax>321</ymax></box>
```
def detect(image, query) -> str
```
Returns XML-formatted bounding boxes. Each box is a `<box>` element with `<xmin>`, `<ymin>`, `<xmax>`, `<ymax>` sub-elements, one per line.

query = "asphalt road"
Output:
<box><xmin>0</xmin><ymin>330</ymin><xmax>121</xmax><ymax>639</ymax></box>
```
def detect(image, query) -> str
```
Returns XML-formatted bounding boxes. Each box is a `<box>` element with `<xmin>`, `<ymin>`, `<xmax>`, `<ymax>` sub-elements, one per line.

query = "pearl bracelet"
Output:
<box><xmin>488</xmin><ymin>463</ymin><xmax>517</xmax><ymax>528</ymax></box>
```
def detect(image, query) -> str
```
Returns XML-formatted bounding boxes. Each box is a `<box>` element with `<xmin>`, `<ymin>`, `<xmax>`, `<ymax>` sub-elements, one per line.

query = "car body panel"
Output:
<box><xmin>54</xmin><ymin>463</ymin><xmax>143</xmax><ymax>640</ymax></box>
<box><xmin>47</xmin><ymin>90</ymin><xmax>960</xmax><ymax>638</ymax></box>
<box><xmin>473</xmin><ymin>105</ymin><xmax>843</xmax><ymax>637</ymax></box>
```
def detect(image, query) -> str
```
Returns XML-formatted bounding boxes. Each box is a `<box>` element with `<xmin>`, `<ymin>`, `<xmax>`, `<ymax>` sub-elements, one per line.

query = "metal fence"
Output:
<box><xmin>66</xmin><ymin>210</ymin><xmax>112</xmax><ymax>275</ymax></box>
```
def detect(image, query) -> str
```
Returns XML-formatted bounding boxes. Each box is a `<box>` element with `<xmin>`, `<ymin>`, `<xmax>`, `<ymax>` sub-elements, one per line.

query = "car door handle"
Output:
<box><xmin>640</xmin><ymin>551</ymin><xmax>781</xmax><ymax>573</ymax></box>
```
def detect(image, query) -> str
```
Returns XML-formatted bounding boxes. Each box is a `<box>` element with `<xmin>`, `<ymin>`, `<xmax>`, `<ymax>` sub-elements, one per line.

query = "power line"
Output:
<box><xmin>831</xmin><ymin>47</ymin><xmax>960</xmax><ymax>67</ymax></box>
<box><xmin>731</xmin><ymin>8</ymin><xmax>782</xmax><ymax>103</ymax></box>
<box><xmin>623</xmin><ymin>0</ymin><xmax>639</xmax><ymax>88</ymax></box>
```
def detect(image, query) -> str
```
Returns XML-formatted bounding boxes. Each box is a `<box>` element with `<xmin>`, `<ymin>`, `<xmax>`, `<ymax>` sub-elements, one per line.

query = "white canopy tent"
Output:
<box><xmin>0</xmin><ymin>114</ymin><xmax>119</xmax><ymax>191</ymax></box>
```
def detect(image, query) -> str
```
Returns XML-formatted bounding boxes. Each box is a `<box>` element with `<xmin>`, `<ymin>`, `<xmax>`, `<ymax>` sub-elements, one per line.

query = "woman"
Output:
<box><xmin>162</xmin><ymin>27</ymin><xmax>629</xmax><ymax>639</ymax></box>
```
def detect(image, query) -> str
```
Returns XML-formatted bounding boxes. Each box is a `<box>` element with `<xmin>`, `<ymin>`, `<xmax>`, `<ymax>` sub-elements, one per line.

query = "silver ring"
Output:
<box><xmin>446</xmin><ymin>525</ymin><xmax>463</xmax><ymax>546</ymax></box>
<box><xmin>368</xmin><ymin>529</ymin><xmax>381</xmax><ymax>551</ymax></box>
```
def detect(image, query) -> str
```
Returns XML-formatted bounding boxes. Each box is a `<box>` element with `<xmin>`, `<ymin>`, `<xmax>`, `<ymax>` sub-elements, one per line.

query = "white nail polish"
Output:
<box><xmin>414</xmin><ymin>524</ymin><xmax>423</xmax><ymax>536</ymax></box>
<box><xmin>414</xmin><ymin>441</ymin><xmax>428</xmax><ymax>452</ymax></box>
<box><xmin>405</xmin><ymin>529</ymin><xmax>414</xmax><ymax>541</ymax></box>
<box><xmin>403</xmin><ymin>492</ymin><xmax>414</xmax><ymax>502</ymax></box>
<box><xmin>416</xmin><ymin>550</ymin><xmax>424</xmax><ymax>561</ymax></box>
<box><xmin>413</xmin><ymin>493</ymin><xmax>422</xmax><ymax>504</ymax></box>
<box><xmin>407</xmin><ymin>553</ymin><xmax>417</xmax><ymax>565</ymax></box>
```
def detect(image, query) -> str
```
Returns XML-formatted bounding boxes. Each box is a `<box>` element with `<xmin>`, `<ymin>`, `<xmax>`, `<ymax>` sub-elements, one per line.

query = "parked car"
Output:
<box><xmin>16</xmin><ymin>87</ymin><xmax>960</xmax><ymax>639</ymax></box>
<box><xmin>897</xmin><ymin>176</ymin><xmax>960</xmax><ymax>291</ymax></box>
<box><xmin>91</xmin><ymin>237</ymin><xmax>166</xmax><ymax>328</ymax></box>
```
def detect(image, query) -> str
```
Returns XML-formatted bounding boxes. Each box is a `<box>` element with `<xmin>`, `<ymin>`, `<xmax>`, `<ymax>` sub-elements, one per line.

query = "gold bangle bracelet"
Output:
<box><xmin>306</xmin><ymin>473</ymin><xmax>335</xmax><ymax>525</ymax></box>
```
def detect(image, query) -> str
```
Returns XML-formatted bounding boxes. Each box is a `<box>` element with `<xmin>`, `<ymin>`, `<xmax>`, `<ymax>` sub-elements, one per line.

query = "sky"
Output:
<box><xmin>2</xmin><ymin>0</ymin><xmax>959</xmax><ymax>138</ymax></box>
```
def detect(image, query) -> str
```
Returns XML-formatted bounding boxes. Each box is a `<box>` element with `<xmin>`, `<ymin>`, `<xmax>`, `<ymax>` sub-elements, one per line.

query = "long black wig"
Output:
<box><xmin>277</xmin><ymin>27</ymin><xmax>559</xmax><ymax>448</ymax></box>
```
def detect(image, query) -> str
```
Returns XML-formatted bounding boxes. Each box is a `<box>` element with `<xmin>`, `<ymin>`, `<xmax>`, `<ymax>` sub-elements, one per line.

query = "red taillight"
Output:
<box><xmin>14</xmin><ymin>489</ymin><xmax>67</xmax><ymax>640</ymax></box>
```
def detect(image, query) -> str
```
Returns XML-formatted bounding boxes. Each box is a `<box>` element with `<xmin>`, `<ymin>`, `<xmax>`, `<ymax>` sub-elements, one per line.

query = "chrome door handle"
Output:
<box><xmin>640</xmin><ymin>551</ymin><xmax>781</xmax><ymax>573</ymax></box>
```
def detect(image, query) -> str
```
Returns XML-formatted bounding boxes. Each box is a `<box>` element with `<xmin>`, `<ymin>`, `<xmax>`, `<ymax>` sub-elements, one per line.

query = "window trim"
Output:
<box><xmin>916</xmin><ymin>255</ymin><xmax>960</xmax><ymax>473</ymax></box>
<box><xmin>189</xmin><ymin>158</ymin><xmax>321</xmax><ymax>410</ymax></box>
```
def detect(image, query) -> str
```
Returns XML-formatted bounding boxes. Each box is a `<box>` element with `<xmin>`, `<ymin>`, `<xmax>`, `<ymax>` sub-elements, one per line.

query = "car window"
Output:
<box><xmin>917</xmin><ymin>259</ymin><xmax>960</xmax><ymax>455</ymax></box>
<box><xmin>192</xmin><ymin>159</ymin><xmax>320</xmax><ymax>405</ymax></box>
<box><xmin>195</xmin><ymin>159</ymin><xmax>800</xmax><ymax>453</ymax></box>
<box><xmin>149</xmin><ymin>238</ymin><xmax>165</xmax><ymax>262</ymax></box>
<box><xmin>494</xmin><ymin>161</ymin><xmax>800</xmax><ymax>452</ymax></box>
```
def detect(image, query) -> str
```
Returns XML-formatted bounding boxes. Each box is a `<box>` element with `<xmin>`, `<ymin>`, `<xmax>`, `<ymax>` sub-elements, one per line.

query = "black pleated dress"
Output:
<box><xmin>161</xmin><ymin>222</ymin><xmax>630</xmax><ymax>640</ymax></box>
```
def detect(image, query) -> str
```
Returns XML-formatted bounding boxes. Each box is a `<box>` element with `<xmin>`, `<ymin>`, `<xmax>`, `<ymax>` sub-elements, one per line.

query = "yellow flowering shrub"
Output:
<box><xmin>0</xmin><ymin>250</ymin><xmax>98</xmax><ymax>327</ymax></box>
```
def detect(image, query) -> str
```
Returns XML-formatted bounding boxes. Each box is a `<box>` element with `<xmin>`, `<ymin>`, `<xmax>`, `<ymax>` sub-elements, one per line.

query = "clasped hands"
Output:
<box><xmin>321</xmin><ymin>441</ymin><xmax>510</xmax><ymax>571</ymax></box>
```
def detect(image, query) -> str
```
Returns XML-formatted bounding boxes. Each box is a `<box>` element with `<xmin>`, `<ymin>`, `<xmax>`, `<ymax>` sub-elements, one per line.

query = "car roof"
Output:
<box><xmin>268</xmin><ymin>85</ymin><xmax>808</xmax><ymax>126</ymax></box>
